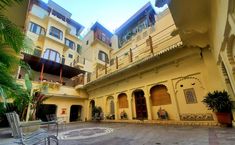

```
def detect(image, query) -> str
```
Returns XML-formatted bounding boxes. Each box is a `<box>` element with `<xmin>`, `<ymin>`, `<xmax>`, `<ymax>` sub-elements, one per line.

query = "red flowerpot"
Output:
<box><xmin>216</xmin><ymin>112</ymin><xmax>232</xmax><ymax>125</ymax></box>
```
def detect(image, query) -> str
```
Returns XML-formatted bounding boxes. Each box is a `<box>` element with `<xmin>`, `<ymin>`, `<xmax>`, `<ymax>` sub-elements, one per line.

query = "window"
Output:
<box><xmin>118</xmin><ymin>93</ymin><xmax>128</xmax><ymax>108</ymax></box>
<box><xmin>101</xmin><ymin>33</ymin><xmax>106</xmax><ymax>42</ymax></box>
<box><xmin>28</xmin><ymin>22</ymin><xmax>45</xmax><ymax>35</ymax></box>
<box><xmin>98</xmin><ymin>50</ymin><xmax>109</xmax><ymax>63</ymax></box>
<box><xmin>77</xmin><ymin>44</ymin><xmax>82</xmax><ymax>54</ymax></box>
<box><xmin>183</xmin><ymin>88</ymin><xmax>197</xmax><ymax>104</ymax></box>
<box><xmin>49</xmin><ymin>26</ymin><xmax>63</xmax><ymax>40</ymax></box>
<box><xmin>68</xmin><ymin>54</ymin><xmax>73</xmax><ymax>59</ymax></box>
<box><xmin>43</xmin><ymin>49</ymin><xmax>60</xmax><ymax>63</ymax></box>
<box><xmin>65</xmin><ymin>38</ymin><xmax>75</xmax><ymax>50</ymax></box>
<box><xmin>150</xmin><ymin>84</ymin><xmax>172</xmax><ymax>106</ymax></box>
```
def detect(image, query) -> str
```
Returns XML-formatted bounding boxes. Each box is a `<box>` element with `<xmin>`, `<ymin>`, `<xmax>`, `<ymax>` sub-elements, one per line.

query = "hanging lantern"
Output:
<box><xmin>155</xmin><ymin>0</ymin><xmax>171</xmax><ymax>8</ymax></box>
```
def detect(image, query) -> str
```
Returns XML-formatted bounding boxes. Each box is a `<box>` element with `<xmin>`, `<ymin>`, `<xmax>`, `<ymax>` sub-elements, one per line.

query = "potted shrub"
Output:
<box><xmin>202</xmin><ymin>90</ymin><xmax>233</xmax><ymax>125</ymax></box>
<box><xmin>92</xmin><ymin>106</ymin><xmax>103</xmax><ymax>121</ymax></box>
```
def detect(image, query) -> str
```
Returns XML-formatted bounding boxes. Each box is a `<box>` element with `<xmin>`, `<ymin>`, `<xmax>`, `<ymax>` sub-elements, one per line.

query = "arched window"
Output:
<box><xmin>98</xmin><ymin>50</ymin><xmax>109</xmax><ymax>63</ymax></box>
<box><xmin>118</xmin><ymin>93</ymin><xmax>128</xmax><ymax>108</ymax></box>
<box><xmin>49</xmin><ymin>26</ymin><xmax>63</xmax><ymax>40</ymax></box>
<box><xmin>150</xmin><ymin>84</ymin><xmax>171</xmax><ymax>106</ymax></box>
<box><xmin>43</xmin><ymin>49</ymin><xmax>60</xmax><ymax>63</ymax></box>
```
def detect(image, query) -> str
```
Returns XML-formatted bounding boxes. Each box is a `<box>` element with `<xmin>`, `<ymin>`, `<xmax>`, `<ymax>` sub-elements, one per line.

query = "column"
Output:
<box><xmin>127</xmin><ymin>91</ymin><xmax>133</xmax><ymax>120</ymax></box>
<box><xmin>114</xmin><ymin>95</ymin><xmax>119</xmax><ymax>120</ymax></box>
<box><xmin>144</xmin><ymin>86</ymin><xmax>152</xmax><ymax>120</ymax></box>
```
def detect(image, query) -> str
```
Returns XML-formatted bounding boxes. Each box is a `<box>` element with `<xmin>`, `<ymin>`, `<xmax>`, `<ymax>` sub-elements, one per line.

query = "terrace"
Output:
<box><xmin>87</xmin><ymin>18</ymin><xmax>182</xmax><ymax>84</ymax></box>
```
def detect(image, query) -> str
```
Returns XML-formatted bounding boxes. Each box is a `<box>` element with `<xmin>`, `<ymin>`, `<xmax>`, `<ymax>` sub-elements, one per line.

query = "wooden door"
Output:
<box><xmin>135</xmin><ymin>92</ymin><xmax>148</xmax><ymax>119</ymax></box>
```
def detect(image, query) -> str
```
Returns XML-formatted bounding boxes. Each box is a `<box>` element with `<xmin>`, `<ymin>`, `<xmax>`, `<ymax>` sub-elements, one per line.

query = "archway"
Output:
<box><xmin>70</xmin><ymin>105</ymin><xmax>82</xmax><ymax>122</ymax></box>
<box><xmin>36</xmin><ymin>104</ymin><xmax>57</xmax><ymax>121</ymax></box>
<box><xmin>106</xmin><ymin>96</ymin><xmax>115</xmax><ymax>119</ymax></box>
<box><xmin>150</xmin><ymin>84</ymin><xmax>171</xmax><ymax>106</ymax></box>
<box><xmin>117</xmin><ymin>93</ymin><xmax>128</xmax><ymax>119</ymax></box>
<box><xmin>89</xmin><ymin>100</ymin><xmax>95</xmax><ymax>120</ymax></box>
<box><xmin>150</xmin><ymin>84</ymin><xmax>171</xmax><ymax>119</ymax></box>
<box><xmin>106</xmin><ymin>96</ymin><xmax>114</xmax><ymax>114</ymax></box>
<box><xmin>132</xmin><ymin>89</ymin><xmax>148</xmax><ymax>120</ymax></box>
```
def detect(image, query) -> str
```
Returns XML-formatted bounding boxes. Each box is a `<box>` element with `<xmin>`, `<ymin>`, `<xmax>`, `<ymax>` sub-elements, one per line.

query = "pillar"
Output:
<box><xmin>127</xmin><ymin>91</ymin><xmax>133</xmax><ymax>120</ymax></box>
<box><xmin>144</xmin><ymin>86</ymin><xmax>152</xmax><ymax>120</ymax></box>
<box><xmin>114</xmin><ymin>95</ymin><xmax>119</xmax><ymax>120</ymax></box>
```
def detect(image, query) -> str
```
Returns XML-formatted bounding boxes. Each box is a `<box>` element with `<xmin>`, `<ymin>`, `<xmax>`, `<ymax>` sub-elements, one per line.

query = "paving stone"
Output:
<box><xmin>1</xmin><ymin>122</ymin><xmax>235</xmax><ymax>145</ymax></box>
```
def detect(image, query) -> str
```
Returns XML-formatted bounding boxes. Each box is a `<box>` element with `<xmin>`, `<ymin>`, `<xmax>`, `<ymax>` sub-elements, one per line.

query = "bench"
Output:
<box><xmin>6</xmin><ymin>112</ymin><xmax>58</xmax><ymax>145</ymax></box>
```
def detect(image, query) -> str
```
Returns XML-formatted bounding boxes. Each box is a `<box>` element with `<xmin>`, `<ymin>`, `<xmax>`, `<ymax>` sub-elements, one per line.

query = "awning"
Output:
<box><xmin>23</xmin><ymin>53</ymin><xmax>85</xmax><ymax>78</ymax></box>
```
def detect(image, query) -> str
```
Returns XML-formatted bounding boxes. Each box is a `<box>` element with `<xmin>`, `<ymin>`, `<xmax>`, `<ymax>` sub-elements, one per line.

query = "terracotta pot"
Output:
<box><xmin>216</xmin><ymin>112</ymin><xmax>232</xmax><ymax>125</ymax></box>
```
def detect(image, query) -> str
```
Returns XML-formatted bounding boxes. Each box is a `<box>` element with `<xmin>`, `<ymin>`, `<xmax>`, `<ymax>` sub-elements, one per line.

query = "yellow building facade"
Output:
<box><xmin>16</xmin><ymin>0</ymin><xmax>234</xmax><ymax>125</ymax></box>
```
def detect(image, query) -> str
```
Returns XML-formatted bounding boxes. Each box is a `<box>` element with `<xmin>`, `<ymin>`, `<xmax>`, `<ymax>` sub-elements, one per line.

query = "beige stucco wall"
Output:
<box><xmin>85</xmin><ymin>47</ymin><xmax>226</xmax><ymax>121</ymax></box>
<box><xmin>209</xmin><ymin>0</ymin><xmax>229</xmax><ymax>61</ymax></box>
<box><xmin>26</xmin><ymin>6</ymin><xmax>82</xmax><ymax>66</ymax></box>
<box><xmin>44</xmin><ymin>97</ymin><xmax>86</xmax><ymax>122</ymax></box>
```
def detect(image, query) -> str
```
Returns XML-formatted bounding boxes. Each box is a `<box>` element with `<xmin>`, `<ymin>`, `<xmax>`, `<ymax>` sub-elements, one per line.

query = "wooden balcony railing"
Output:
<box><xmin>91</xmin><ymin>24</ymin><xmax>183</xmax><ymax>82</ymax></box>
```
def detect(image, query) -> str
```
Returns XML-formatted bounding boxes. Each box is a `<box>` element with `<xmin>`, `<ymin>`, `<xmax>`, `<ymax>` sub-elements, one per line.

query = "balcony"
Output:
<box><xmin>16</xmin><ymin>76</ymin><xmax>86</xmax><ymax>99</ymax></box>
<box><xmin>73</xmin><ymin>56</ymin><xmax>85</xmax><ymax>69</ymax></box>
<box><xmin>91</xmin><ymin>31</ymin><xmax>112</xmax><ymax>48</ymax></box>
<box><xmin>88</xmin><ymin>24</ymin><xmax>183</xmax><ymax>83</ymax></box>
<box><xmin>48</xmin><ymin>11</ymin><xmax>67</xmax><ymax>26</ymax></box>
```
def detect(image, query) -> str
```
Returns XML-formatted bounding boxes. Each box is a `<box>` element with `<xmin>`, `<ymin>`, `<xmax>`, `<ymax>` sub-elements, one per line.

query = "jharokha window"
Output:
<box><xmin>118</xmin><ymin>93</ymin><xmax>128</xmax><ymax>108</ymax></box>
<box><xmin>150</xmin><ymin>84</ymin><xmax>171</xmax><ymax>106</ymax></box>
<box><xmin>49</xmin><ymin>26</ymin><xmax>63</xmax><ymax>40</ymax></box>
<box><xmin>43</xmin><ymin>49</ymin><xmax>60</xmax><ymax>63</ymax></box>
<box><xmin>98</xmin><ymin>50</ymin><xmax>109</xmax><ymax>63</ymax></box>
<box><xmin>28</xmin><ymin>22</ymin><xmax>46</xmax><ymax>35</ymax></box>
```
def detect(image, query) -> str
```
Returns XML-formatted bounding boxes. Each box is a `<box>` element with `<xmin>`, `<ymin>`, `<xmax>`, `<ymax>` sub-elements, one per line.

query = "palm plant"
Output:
<box><xmin>0</xmin><ymin>0</ymin><xmax>31</xmax><ymax>120</ymax></box>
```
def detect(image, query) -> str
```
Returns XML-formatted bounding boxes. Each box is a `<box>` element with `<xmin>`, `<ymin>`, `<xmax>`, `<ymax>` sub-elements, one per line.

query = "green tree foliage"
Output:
<box><xmin>0</xmin><ymin>0</ymin><xmax>30</xmax><ymax>120</ymax></box>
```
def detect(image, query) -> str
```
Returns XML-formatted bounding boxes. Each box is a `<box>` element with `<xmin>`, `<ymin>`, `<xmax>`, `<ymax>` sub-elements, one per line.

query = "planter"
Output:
<box><xmin>216</xmin><ymin>112</ymin><xmax>232</xmax><ymax>125</ymax></box>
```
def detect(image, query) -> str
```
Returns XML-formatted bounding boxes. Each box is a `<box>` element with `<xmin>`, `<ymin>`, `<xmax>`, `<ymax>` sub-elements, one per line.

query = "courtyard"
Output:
<box><xmin>1</xmin><ymin>122</ymin><xmax>235</xmax><ymax>145</ymax></box>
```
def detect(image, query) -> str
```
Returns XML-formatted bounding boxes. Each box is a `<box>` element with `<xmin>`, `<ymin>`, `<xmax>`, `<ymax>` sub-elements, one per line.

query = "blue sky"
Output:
<box><xmin>42</xmin><ymin>0</ymin><xmax>167</xmax><ymax>35</ymax></box>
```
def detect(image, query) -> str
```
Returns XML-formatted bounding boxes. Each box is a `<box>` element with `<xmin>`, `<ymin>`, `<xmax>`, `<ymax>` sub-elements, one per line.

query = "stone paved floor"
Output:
<box><xmin>1</xmin><ymin>122</ymin><xmax>235</xmax><ymax>145</ymax></box>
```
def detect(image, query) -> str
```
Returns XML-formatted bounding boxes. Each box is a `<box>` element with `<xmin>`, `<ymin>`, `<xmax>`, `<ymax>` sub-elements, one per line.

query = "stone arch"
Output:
<box><xmin>132</xmin><ymin>89</ymin><xmax>148</xmax><ymax>119</ymax></box>
<box><xmin>89</xmin><ymin>100</ymin><xmax>95</xmax><ymax>120</ymax></box>
<box><xmin>174</xmin><ymin>75</ymin><xmax>204</xmax><ymax>92</ymax></box>
<box><xmin>173</xmin><ymin>74</ymin><xmax>209</xmax><ymax>120</ymax></box>
<box><xmin>118</xmin><ymin>93</ymin><xmax>128</xmax><ymax>108</ymax></box>
<box><xmin>106</xmin><ymin>96</ymin><xmax>115</xmax><ymax>116</ymax></box>
<box><xmin>150</xmin><ymin>84</ymin><xmax>171</xmax><ymax>106</ymax></box>
<box><xmin>117</xmin><ymin>93</ymin><xmax>129</xmax><ymax>119</ymax></box>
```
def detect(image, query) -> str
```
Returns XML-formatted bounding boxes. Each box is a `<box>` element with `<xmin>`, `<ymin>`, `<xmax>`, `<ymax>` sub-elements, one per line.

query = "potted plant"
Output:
<box><xmin>92</xmin><ymin>106</ymin><xmax>103</xmax><ymax>121</ymax></box>
<box><xmin>202</xmin><ymin>90</ymin><xmax>233</xmax><ymax>125</ymax></box>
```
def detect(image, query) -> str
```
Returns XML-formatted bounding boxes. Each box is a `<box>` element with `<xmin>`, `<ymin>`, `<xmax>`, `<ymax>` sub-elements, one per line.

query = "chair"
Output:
<box><xmin>46</xmin><ymin>114</ymin><xmax>66</xmax><ymax>130</ymax></box>
<box><xmin>6</xmin><ymin>112</ymin><xmax>58</xmax><ymax>145</ymax></box>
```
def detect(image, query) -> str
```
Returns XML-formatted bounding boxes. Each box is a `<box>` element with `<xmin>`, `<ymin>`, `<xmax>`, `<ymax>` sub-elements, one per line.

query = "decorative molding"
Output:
<box><xmin>174</xmin><ymin>74</ymin><xmax>204</xmax><ymax>91</ymax></box>
<box><xmin>106</xmin><ymin>96</ymin><xmax>114</xmax><ymax>100</ymax></box>
<box><xmin>180</xmin><ymin>113</ymin><xmax>214</xmax><ymax>121</ymax></box>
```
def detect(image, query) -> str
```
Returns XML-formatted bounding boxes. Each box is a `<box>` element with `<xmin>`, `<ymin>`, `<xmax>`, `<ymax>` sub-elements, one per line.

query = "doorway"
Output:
<box><xmin>90</xmin><ymin>100</ymin><xmax>95</xmax><ymax>120</ymax></box>
<box><xmin>133</xmin><ymin>90</ymin><xmax>148</xmax><ymax>119</ymax></box>
<box><xmin>36</xmin><ymin>104</ymin><xmax>57</xmax><ymax>121</ymax></box>
<box><xmin>70</xmin><ymin>105</ymin><xmax>82</xmax><ymax>122</ymax></box>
